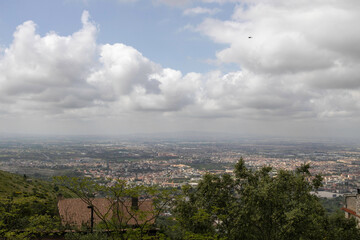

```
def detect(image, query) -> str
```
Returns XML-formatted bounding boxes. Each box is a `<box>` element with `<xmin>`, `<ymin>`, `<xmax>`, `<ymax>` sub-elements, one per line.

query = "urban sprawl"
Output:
<box><xmin>1</xmin><ymin>137</ymin><xmax>359</xmax><ymax>194</ymax></box>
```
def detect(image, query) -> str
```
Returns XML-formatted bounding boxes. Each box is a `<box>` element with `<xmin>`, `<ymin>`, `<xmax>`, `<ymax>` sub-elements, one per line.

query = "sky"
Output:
<box><xmin>0</xmin><ymin>0</ymin><xmax>360</xmax><ymax>139</ymax></box>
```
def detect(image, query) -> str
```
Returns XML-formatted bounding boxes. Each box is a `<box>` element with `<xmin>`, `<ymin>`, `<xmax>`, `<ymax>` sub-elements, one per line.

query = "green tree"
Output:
<box><xmin>173</xmin><ymin>158</ymin><xmax>360</xmax><ymax>240</ymax></box>
<box><xmin>174</xmin><ymin>173</ymin><xmax>237</xmax><ymax>239</ymax></box>
<box><xmin>325</xmin><ymin>211</ymin><xmax>360</xmax><ymax>240</ymax></box>
<box><xmin>0</xmin><ymin>196</ymin><xmax>61</xmax><ymax>239</ymax></box>
<box><xmin>233</xmin><ymin>162</ymin><xmax>326</xmax><ymax>240</ymax></box>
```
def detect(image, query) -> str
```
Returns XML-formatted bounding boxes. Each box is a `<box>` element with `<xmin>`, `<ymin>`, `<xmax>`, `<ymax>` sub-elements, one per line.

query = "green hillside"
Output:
<box><xmin>0</xmin><ymin>170</ymin><xmax>76</xmax><ymax>239</ymax></box>
<box><xmin>0</xmin><ymin>169</ymin><xmax>73</xmax><ymax>201</ymax></box>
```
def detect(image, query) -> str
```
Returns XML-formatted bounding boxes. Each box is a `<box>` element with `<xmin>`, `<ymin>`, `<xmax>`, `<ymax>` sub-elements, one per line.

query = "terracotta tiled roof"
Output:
<box><xmin>341</xmin><ymin>207</ymin><xmax>360</xmax><ymax>218</ymax></box>
<box><xmin>58</xmin><ymin>198</ymin><xmax>154</xmax><ymax>228</ymax></box>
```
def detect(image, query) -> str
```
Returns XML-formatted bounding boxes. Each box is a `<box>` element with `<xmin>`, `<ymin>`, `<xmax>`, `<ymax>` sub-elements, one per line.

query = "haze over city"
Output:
<box><xmin>1</xmin><ymin>0</ymin><xmax>360</xmax><ymax>139</ymax></box>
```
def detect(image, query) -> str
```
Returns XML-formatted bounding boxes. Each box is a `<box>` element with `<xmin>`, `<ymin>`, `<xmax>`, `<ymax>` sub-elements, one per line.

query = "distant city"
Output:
<box><xmin>1</xmin><ymin>134</ymin><xmax>359</xmax><ymax>194</ymax></box>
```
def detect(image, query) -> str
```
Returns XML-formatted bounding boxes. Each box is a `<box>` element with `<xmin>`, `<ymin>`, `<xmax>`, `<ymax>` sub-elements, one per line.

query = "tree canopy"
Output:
<box><xmin>173</xmin><ymin>158</ymin><xmax>360</xmax><ymax>240</ymax></box>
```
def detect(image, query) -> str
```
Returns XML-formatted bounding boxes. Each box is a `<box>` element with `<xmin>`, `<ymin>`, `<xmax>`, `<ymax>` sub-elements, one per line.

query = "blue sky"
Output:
<box><xmin>1</xmin><ymin>0</ymin><xmax>360</xmax><ymax>139</ymax></box>
<box><xmin>0</xmin><ymin>0</ymin><xmax>234</xmax><ymax>73</ymax></box>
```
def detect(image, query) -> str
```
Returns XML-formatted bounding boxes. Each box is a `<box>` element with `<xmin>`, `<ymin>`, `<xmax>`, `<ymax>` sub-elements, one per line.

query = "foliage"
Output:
<box><xmin>173</xmin><ymin>158</ymin><xmax>360</xmax><ymax>240</ymax></box>
<box><xmin>320</xmin><ymin>196</ymin><xmax>343</xmax><ymax>214</ymax></box>
<box><xmin>55</xmin><ymin>176</ymin><xmax>176</xmax><ymax>240</ymax></box>
<box><xmin>0</xmin><ymin>170</ymin><xmax>73</xmax><ymax>201</ymax></box>
<box><xmin>326</xmin><ymin>211</ymin><xmax>360</xmax><ymax>240</ymax></box>
<box><xmin>65</xmin><ymin>232</ymin><xmax>112</xmax><ymax>240</ymax></box>
<box><xmin>0</xmin><ymin>196</ymin><xmax>62</xmax><ymax>239</ymax></box>
<box><xmin>0</xmin><ymin>170</ymin><xmax>75</xmax><ymax>239</ymax></box>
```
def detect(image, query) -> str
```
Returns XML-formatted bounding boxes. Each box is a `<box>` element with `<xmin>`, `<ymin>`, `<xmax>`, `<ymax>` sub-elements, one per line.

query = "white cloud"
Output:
<box><xmin>183</xmin><ymin>7</ymin><xmax>220</xmax><ymax>16</ymax></box>
<box><xmin>198</xmin><ymin>2</ymin><xmax>360</xmax><ymax>75</ymax></box>
<box><xmin>193</xmin><ymin>0</ymin><xmax>360</xmax><ymax>120</ymax></box>
<box><xmin>0</xmin><ymin>11</ymin><xmax>200</xmax><ymax>117</ymax></box>
<box><xmin>153</xmin><ymin>0</ymin><xmax>193</xmax><ymax>7</ymax></box>
<box><xmin>0</xmin><ymin>11</ymin><xmax>98</xmax><ymax>114</ymax></box>
<box><xmin>1</xmin><ymin>6</ymin><xmax>360</xmax><ymax>136</ymax></box>
<box><xmin>88</xmin><ymin>43</ymin><xmax>160</xmax><ymax>97</ymax></box>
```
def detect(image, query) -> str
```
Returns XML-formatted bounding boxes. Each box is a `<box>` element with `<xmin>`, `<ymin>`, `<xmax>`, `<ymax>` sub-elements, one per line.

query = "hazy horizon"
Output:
<box><xmin>1</xmin><ymin>131</ymin><xmax>360</xmax><ymax>145</ymax></box>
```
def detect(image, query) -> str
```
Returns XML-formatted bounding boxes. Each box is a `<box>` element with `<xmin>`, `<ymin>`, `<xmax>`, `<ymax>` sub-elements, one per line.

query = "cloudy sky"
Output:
<box><xmin>0</xmin><ymin>0</ymin><xmax>360</xmax><ymax>138</ymax></box>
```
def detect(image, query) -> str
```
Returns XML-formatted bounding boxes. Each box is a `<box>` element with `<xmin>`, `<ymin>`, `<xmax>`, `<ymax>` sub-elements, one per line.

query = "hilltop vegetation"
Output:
<box><xmin>0</xmin><ymin>170</ymin><xmax>72</xmax><ymax>200</ymax></box>
<box><xmin>0</xmin><ymin>170</ymin><xmax>74</xmax><ymax>239</ymax></box>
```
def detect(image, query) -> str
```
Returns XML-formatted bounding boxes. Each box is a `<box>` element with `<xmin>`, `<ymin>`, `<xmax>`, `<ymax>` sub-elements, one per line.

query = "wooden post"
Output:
<box><xmin>87</xmin><ymin>205</ymin><xmax>94</xmax><ymax>233</ymax></box>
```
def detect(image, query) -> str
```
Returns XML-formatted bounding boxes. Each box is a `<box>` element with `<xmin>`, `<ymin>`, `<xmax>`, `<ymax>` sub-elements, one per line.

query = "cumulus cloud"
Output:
<box><xmin>0</xmin><ymin>11</ymin><xmax>98</xmax><ymax>114</ymax></box>
<box><xmin>1</xmin><ymin>4</ymin><xmax>360</xmax><ymax>135</ymax></box>
<box><xmin>198</xmin><ymin>2</ymin><xmax>360</xmax><ymax>75</ymax></box>
<box><xmin>0</xmin><ymin>11</ymin><xmax>200</xmax><ymax>117</ymax></box>
<box><xmin>193</xmin><ymin>0</ymin><xmax>360</xmax><ymax>119</ymax></box>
